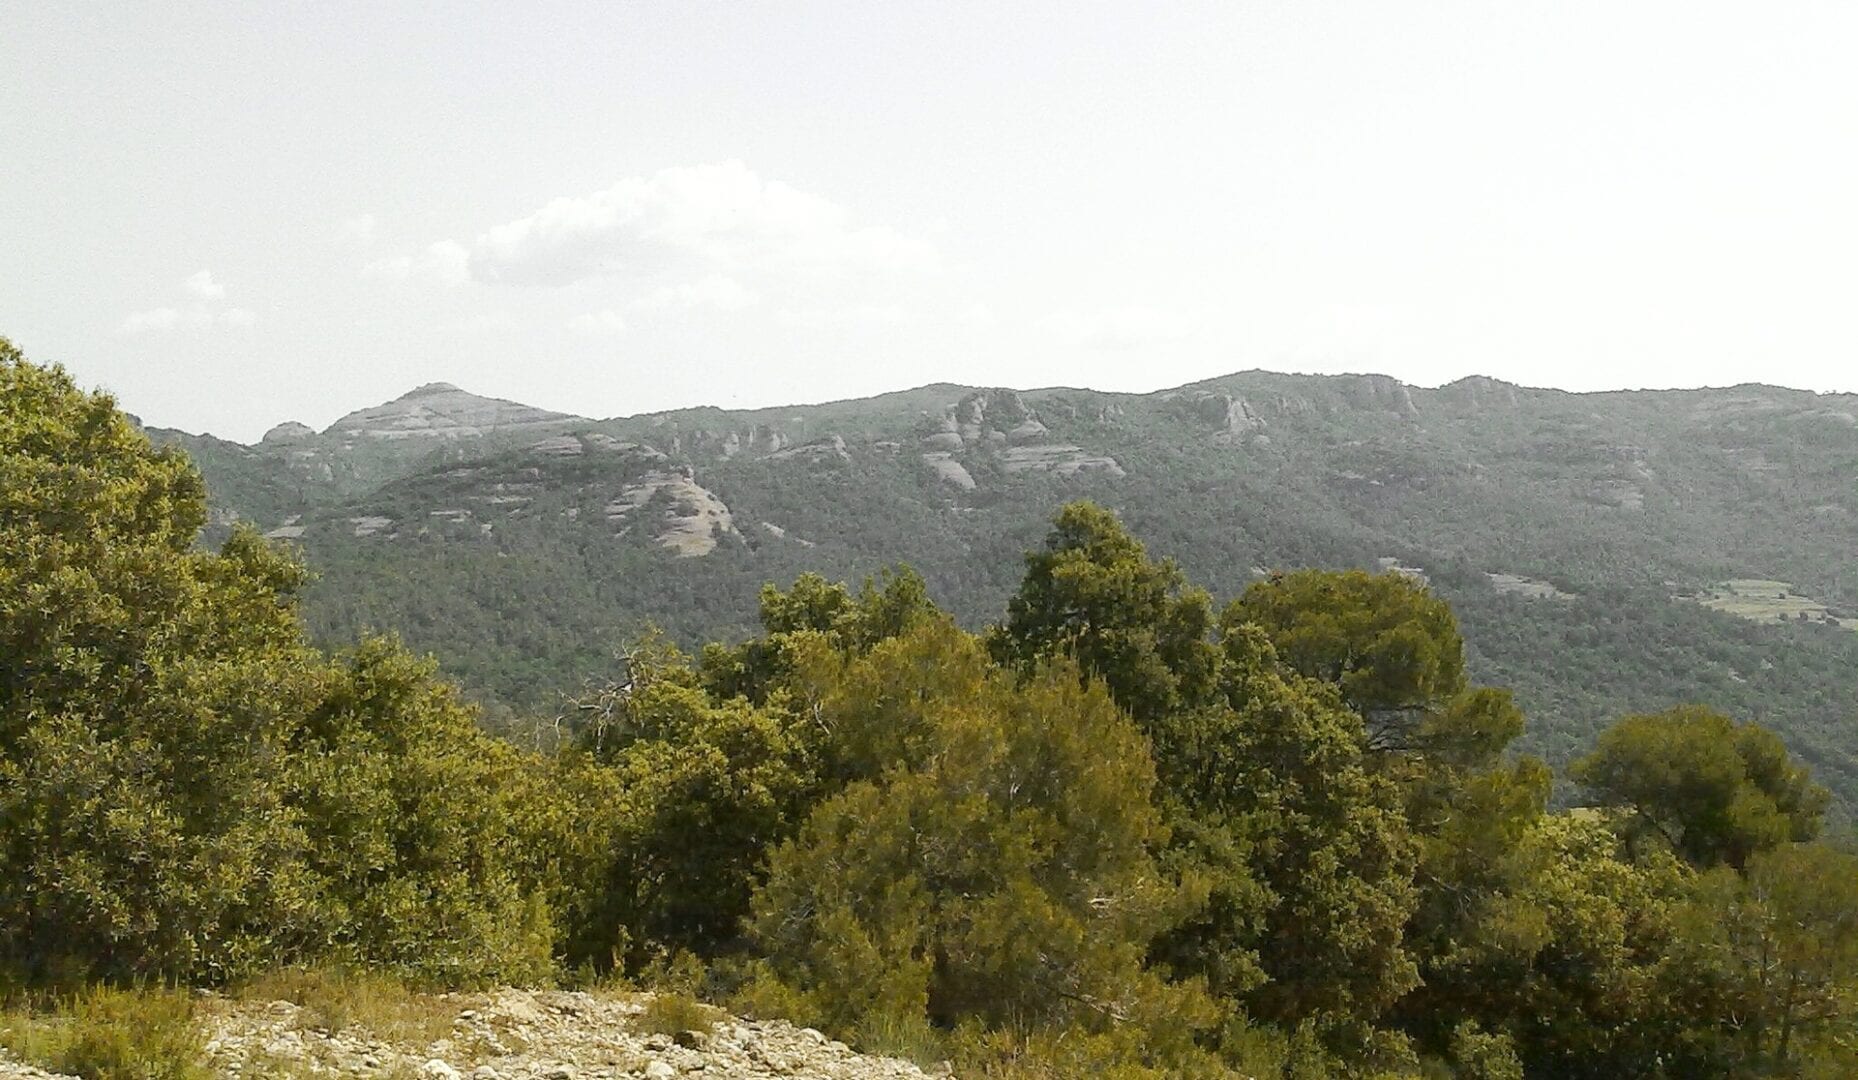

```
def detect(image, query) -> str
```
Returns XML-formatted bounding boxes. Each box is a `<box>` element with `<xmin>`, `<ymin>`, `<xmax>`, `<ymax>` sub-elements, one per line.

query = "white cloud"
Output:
<box><xmin>334</xmin><ymin>213</ymin><xmax>378</xmax><ymax>248</ymax></box>
<box><xmin>465</xmin><ymin>161</ymin><xmax>939</xmax><ymax>287</ymax></box>
<box><xmin>121</xmin><ymin>271</ymin><xmax>257</xmax><ymax>333</ymax></box>
<box><xmin>360</xmin><ymin>240</ymin><xmax>469</xmax><ymax>285</ymax></box>
<box><xmin>455</xmin><ymin>310</ymin><xmax>517</xmax><ymax>334</ymax></box>
<box><xmin>568</xmin><ymin>309</ymin><xmax>629</xmax><ymax>335</ymax></box>
<box><xmin>182</xmin><ymin>270</ymin><xmax>226</xmax><ymax>300</ymax></box>
<box><xmin>631</xmin><ymin>274</ymin><xmax>760</xmax><ymax>312</ymax></box>
<box><xmin>119</xmin><ymin>305</ymin><xmax>254</xmax><ymax>334</ymax></box>
<box><xmin>122</xmin><ymin>307</ymin><xmax>197</xmax><ymax>334</ymax></box>
<box><xmin>777</xmin><ymin>304</ymin><xmax>911</xmax><ymax>330</ymax></box>
<box><xmin>1037</xmin><ymin>306</ymin><xmax>1193</xmax><ymax>351</ymax></box>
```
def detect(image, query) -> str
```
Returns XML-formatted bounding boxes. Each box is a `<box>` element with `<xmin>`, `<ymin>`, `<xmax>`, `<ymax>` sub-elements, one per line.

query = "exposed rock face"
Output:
<box><xmin>1162</xmin><ymin>390</ymin><xmax>1266</xmax><ymax>442</ymax></box>
<box><xmin>1004</xmin><ymin>419</ymin><xmax>1049</xmax><ymax>443</ymax></box>
<box><xmin>604</xmin><ymin>469</ymin><xmax>740</xmax><ymax>556</ymax></box>
<box><xmin>1588</xmin><ymin>445</ymin><xmax>1653</xmax><ymax>510</ymax></box>
<box><xmin>767</xmin><ymin>435</ymin><xmax>850</xmax><ymax>463</ymax></box>
<box><xmin>709</xmin><ymin>425</ymin><xmax>795</xmax><ymax>459</ymax></box>
<box><xmin>326</xmin><ymin>383</ymin><xmax>583</xmax><ymax>441</ymax></box>
<box><xmin>761</xmin><ymin>521</ymin><xmax>817</xmax><ymax>547</ymax></box>
<box><xmin>528</xmin><ymin>435</ymin><xmax>585</xmax><ymax>457</ymax></box>
<box><xmin>912</xmin><ymin>390</ymin><xmax>1122</xmax><ymax>485</ymax></box>
<box><xmin>954</xmin><ymin>389</ymin><xmax>1032</xmax><ymax>443</ymax></box>
<box><xmin>920</xmin><ymin>452</ymin><xmax>976</xmax><ymax>491</ymax></box>
<box><xmin>1221</xmin><ymin>396</ymin><xmax>1265</xmax><ymax>437</ymax></box>
<box><xmin>1000</xmin><ymin>444</ymin><xmax>1126</xmax><ymax>477</ymax></box>
<box><xmin>1487</xmin><ymin>572</ymin><xmax>1576</xmax><ymax>600</ymax></box>
<box><xmin>1341</xmin><ymin>373</ymin><xmax>1420</xmax><ymax>416</ymax></box>
<box><xmin>264</xmin><ymin>515</ymin><xmax>306</xmax><ymax>540</ymax></box>
<box><xmin>1439</xmin><ymin>375</ymin><xmax>1521</xmax><ymax>410</ymax></box>
<box><xmin>260</xmin><ymin>421</ymin><xmax>316</xmax><ymax>445</ymax></box>
<box><xmin>1376</xmin><ymin>556</ymin><xmax>1429</xmax><ymax>584</ymax></box>
<box><xmin>182</xmin><ymin>989</ymin><xmax>939</xmax><ymax>1080</ymax></box>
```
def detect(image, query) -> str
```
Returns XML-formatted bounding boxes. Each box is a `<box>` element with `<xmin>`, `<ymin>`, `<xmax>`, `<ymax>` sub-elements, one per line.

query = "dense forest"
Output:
<box><xmin>149</xmin><ymin>371</ymin><xmax>1858</xmax><ymax>816</ymax></box>
<box><xmin>9</xmin><ymin>338</ymin><xmax>1858</xmax><ymax>1078</ymax></box>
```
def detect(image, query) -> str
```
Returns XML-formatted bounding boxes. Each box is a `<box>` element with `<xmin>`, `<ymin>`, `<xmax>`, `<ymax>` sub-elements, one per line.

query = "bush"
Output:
<box><xmin>0</xmin><ymin>342</ymin><xmax>570</xmax><ymax>987</ymax></box>
<box><xmin>233</xmin><ymin>966</ymin><xmax>454</xmax><ymax>1043</ymax></box>
<box><xmin>633</xmin><ymin>993</ymin><xmax>727</xmax><ymax>1039</ymax></box>
<box><xmin>0</xmin><ymin>984</ymin><xmax>209</xmax><ymax>1080</ymax></box>
<box><xmin>748</xmin><ymin>619</ymin><xmax>1221</xmax><ymax>1071</ymax></box>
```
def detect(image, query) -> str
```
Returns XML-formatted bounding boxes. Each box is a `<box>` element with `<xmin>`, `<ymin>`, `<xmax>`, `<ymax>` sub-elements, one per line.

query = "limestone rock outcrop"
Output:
<box><xmin>604</xmin><ymin>469</ymin><xmax>740</xmax><ymax>556</ymax></box>
<box><xmin>198</xmin><ymin>990</ymin><xmax>939</xmax><ymax>1080</ymax></box>
<box><xmin>260</xmin><ymin>421</ymin><xmax>316</xmax><ymax>445</ymax></box>
<box><xmin>915</xmin><ymin>389</ymin><xmax>1123</xmax><ymax>488</ymax></box>
<box><xmin>0</xmin><ymin>989</ymin><xmax>942</xmax><ymax>1080</ymax></box>
<box><xmin>326</xmin><ymin>383</ymin><xmax>583</xmax><ymax>442</ymax></box>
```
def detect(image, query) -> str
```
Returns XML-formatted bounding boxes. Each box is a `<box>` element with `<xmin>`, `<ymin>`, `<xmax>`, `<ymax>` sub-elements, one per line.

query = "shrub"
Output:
<box><xmin>633</xmin><ymin>993</ymin><xmax>726</xmax><ymax>1038</ymax></box>
<box><xmin>0</xmin><ymin>984</ymin><xmax>209</xmax><ymax>1080</ymax></box>
<box><xmin>234</xmin><ymin>966</ymin><xmax>454</xmax><ymax>1043</ymax></box>
<box><xmin>0</xmin><ymin>342</ymin><xmax>568</xmax><ymax>987</ymax></box>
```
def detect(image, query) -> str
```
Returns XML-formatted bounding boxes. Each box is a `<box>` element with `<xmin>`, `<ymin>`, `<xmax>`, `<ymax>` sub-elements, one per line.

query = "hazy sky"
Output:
<box><xmin>5</xmin><ymin>2</ymin><xmax>1856</xmax><ymax>441</ymax></box>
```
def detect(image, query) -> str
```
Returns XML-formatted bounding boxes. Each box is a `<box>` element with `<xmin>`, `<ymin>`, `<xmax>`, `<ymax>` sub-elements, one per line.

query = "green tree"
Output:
<box><xmin>288</xmin><ymin>637</ymin><xmax>560</xmax><ymax>985</ymax></box>
<box><xmin>1166</xmin><ymin>621</ymin><xmax>1419</xmax><ymax>1034</ymax></box>
<box><xmin>1572</xmin><ymin>706</ymin><xmax>1829</xmax><ymax>869</ymax></box>
<box><xmin>1232</xmin><ymin>568</ymin><xmax>1466</xmax><ymax>752</ymax></box>
<box><xmin>0</xmin><ymin>343</ymin><xmax>322</xmax><ymax>982</ymax></box>
<box><xmin>992</xmin><ymin>506</ymin><xmax>1420</xmax><ymax>1048</ymax></box>
<box><xmin>570</xmin><ymin>645</ymin><xmax>814</xmax><ymax>971</ymax></box>
<box><xmin>0</xmin><ymin>339</ymin><xmax>567</xmax><ymax>985</ymax></box>
<box><xmin>1390</xmin><ymin>692</ymin><xmax>1554</xmax><ymax>1059</ymax></box>
<box><xmin>747</xmin><ymin>619</ymin><xmax>1223</xmax><ymax>1073</ymax></box>
<box><xmin>990</xmin><ymin>501</ymin><xmax>1220</xmax><ymax>724</ymax></box>
<box><xmin>1422</xmin><ymin>813</ymin><xmax>1699</xmax><ymax>1079</ymax></box>
<box><xmin>700</xmin><ymin>567</ymin><xmax>938</xmax><ymax>706</ymax></box>
<box><xmin>1669</xmin><ymin>843</ymin><xmax>1858</xmax><ymax>1072</ymax></box>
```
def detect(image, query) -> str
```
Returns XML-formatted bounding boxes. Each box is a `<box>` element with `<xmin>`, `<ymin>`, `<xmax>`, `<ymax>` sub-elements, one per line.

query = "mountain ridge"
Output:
<box><xmin>170</xmin><ymin>369</ymin><xmax>1858</xmax><ymax>454</ymax></box>
<box><xmin>144</xmin><ymin>367</ymin><xmax>1858</xmax><ymax>808</ymax></box>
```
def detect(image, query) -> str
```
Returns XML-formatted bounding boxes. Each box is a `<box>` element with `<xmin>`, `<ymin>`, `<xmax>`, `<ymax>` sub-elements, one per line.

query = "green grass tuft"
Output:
<box><xmin>0</xmin><ymin>984</ymin><xmax>210</xmax><ymax>1080</ymax></box>
<box><xmin>234</xmin><ymin>965</ymin><xmax>456</xmax><ymax>1044</ymax></box>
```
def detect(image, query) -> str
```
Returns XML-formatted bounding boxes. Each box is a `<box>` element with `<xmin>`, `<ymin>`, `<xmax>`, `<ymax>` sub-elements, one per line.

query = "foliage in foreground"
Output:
<box><xmin>0</xmin><ymin>341</ymin><xmax>565</xmax><ymax>986</ymax></box>
<box><xmin>8</xmin><ymin>336</ymin><xmax>1858</xmax><ymax>1077</ymax></box>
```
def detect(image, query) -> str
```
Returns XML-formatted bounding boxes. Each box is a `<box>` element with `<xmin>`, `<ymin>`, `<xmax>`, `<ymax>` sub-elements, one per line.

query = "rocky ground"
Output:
<box><xmin>0</xmin><ymin>1056</ymin><xmax>65</xmax><ymax>1080</ymax></box>
<box><xmin>2</xmin><ymin>990</ymin><xmax>943</xmax><ymax>1080</ymax></box>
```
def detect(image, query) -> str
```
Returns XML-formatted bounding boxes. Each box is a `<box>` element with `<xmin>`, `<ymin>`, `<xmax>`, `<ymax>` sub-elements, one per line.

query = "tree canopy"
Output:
<box><xmin>8</xmin><ymin>348</ymin><xmax>1858</xmax><ymax>1078</ymax></box>
<box><xmin>1571</xmin><ymin>705</ymin><xmax>1829</xmax><ymax>869</ymax></box>
<box><xmin>0</xmin><ymin>340</ymin><xmax>565</xmax><ymax>985</ymax></box>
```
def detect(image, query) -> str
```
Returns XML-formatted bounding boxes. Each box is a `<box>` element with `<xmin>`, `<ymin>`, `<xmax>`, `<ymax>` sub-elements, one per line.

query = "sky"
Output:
<box><xmin>4</xmin><ymin>2</ymin><xmax>1856</xmax><ymax>442</ymax></box>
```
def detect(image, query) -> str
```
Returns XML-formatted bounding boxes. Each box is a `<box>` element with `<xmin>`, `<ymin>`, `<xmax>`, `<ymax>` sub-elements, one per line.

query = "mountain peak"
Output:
<box><xmin>261</xmin><ymin>421</ymin><xmax>316</xmax><ymax>445</ymax></box>
<box><xmin>324</xmin><ymin>382</ymin><xmax>585</xmax><ymax>441</ymax></box>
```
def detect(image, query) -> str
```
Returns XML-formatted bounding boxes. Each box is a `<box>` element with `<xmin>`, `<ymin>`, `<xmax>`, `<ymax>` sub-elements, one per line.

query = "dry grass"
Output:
<box><xmin>632</xmin><ymin>992</ymin><xmax>726</xmax><ymax>1038</ymax></box>
<box><xmin>0</xmin><ymin>984</ymin><xmax>210</xmax><ymax>1080</ymax></box>
<box><xmin>234</xmin><ymin>965</ymin><xmax>457</xmax><ymax>1045</ymax></box>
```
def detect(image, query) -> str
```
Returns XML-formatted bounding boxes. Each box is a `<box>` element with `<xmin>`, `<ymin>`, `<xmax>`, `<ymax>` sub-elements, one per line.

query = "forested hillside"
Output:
<box><xmin>150</xmin><ymin>371</ymin><xmax>1858</xmax><ymax>804</ymax></box>
<box><xmin>11</xmin><ymin>336</ymin><xmax>1858</xmax><ymax>1078</ymax></box>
